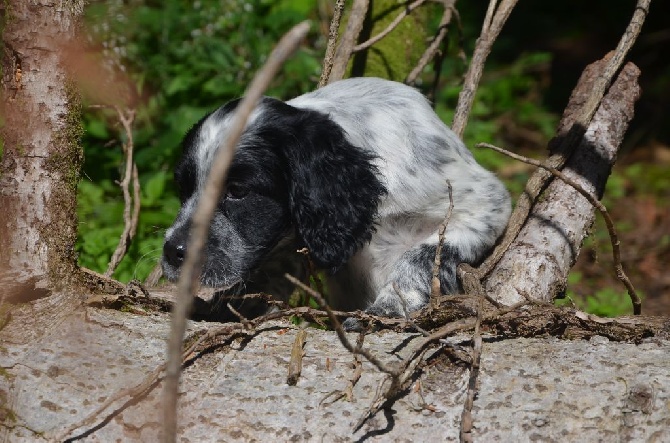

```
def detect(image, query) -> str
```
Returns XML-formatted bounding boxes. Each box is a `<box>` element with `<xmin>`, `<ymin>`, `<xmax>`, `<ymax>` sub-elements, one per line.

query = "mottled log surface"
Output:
<box><xmin>1</xmin><ymin>292</ymin><xmax>669</xmax><ymax>442</ymax></box>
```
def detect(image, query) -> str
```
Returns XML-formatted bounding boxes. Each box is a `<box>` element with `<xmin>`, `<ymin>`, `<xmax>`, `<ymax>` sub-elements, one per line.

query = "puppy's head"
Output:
<box><xmin>162</xmin><ymin>97</ymin><xmax>386</xmax><ymax>289</ymax></box>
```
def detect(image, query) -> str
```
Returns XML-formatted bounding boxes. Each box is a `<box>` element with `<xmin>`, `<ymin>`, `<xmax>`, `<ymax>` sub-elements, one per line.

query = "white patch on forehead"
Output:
<box><xmin>164</xmin><ymin>196</ymin><xmax>197</xmax><ymax>240</ymax></box>
<box><xmin>194</xmin><ymin>104</ymin><xmax>265</xmax><ymax>190</ymax></box>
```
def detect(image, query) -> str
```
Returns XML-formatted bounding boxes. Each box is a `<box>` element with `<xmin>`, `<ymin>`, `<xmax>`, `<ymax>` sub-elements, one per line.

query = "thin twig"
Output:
<box><xmin>162</xmin><ymin>22</ymin><xmax>311</xmax><ymax>443</ymax></box>
<box><xmin>285</xmin><ymin>273</ymin><xmax>398</xmax><ymax>376</ymax></box>
<box><xmin>353</xmin><ymin>0</ymin><xmax>427</xmax><ymax>53</ymax></box>
<box><xmin>297</xmin><ymin>247</ymin><xmax>325</xmax><ymax>296</ymax></box>
<box><xmin>321</xmin><ymin>332</ymin><xmax>366</xmax><ymax>405</ymax></box>
<box><xmin>352</xmin><ymin>346</ymin><xmax>430</xmax><ymax>432</ymax></box>
<box><xmin>557</xmin><ymin>0</ymin><xmax>651</xmax><ymax>148</ymax></box>
<box><xmin>106</xmin><ymin>107</ymin><xmax>140</xmax><ymax>276</ymax></box>
<box><xmin>226</xmin><ymin>302</ymin><xmax>253</xmax><ymax>329</ymax></box>
<box><xmin>451</xmin><ymin>0</ymin><xmax>519</xmax><ymax>138</ymax></box>
<box><xmin>329</xmin><ymin>0</ymin><xmax>369</xmax><ymax>83</ymax></box>
<box><xmin>399</xmin><ymin>300</ymin><xmax>529</xmax><ymax>378</ymax></box>
<box><xmin>406</xmin><ymin>0</ymin><xmax>455</xmax><ymax>85</ymax></box>
<box><xmin>431</xmin><ymin>180</ymin><xmax>454</xmax><ymax>304</ymax></box>
<box><xmin>477</xmin><ymin>142</ymin><xmax>641</xmax><ymax>315</ymax></box>
<box><xmin>319</xmin><ymin>0</ymin><xmax>346</xmax><ymax>88</ymax></box>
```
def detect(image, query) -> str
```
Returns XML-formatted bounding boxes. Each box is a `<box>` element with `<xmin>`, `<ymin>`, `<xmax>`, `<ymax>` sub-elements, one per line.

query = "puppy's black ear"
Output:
<box><xmin>284</xmin><ymin>110</ymin><xmax>386</xmax><ymax>269</ymax></box>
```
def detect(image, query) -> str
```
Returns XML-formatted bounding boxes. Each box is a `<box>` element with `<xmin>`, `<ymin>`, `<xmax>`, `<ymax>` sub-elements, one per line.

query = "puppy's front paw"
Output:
<box><xmin>341</xmin><ymin>316</ymin><xmax>364</xmax><ymax>332</ymax></box>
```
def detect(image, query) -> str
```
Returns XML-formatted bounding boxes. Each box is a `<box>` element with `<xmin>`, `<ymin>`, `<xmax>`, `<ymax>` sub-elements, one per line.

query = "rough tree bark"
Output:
<box><xmin>0</xmin><ymin>0</ymin><xmax>85</xmax><ymax>301</ymax></box>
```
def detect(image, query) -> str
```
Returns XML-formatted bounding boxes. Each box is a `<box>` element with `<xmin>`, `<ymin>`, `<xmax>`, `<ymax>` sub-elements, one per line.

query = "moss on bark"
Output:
<box><xmin>349</xmin><ymin>0</ymin><xmax>432</xmax><ymax>80</ymax></box>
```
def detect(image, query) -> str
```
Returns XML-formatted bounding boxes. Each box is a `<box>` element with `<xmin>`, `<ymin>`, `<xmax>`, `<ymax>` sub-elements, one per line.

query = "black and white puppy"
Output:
<box><xmin>162</xmin><ymin>77</ymin><xmax>511</xmax><ymax>325</ymax></box>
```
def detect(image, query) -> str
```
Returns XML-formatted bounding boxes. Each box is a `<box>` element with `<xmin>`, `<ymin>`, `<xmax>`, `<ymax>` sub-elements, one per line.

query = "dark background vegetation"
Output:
<box><xmin>78</xmin><ymin>0</ymin><xmax>669</xmax><ymax>316</ymax></box>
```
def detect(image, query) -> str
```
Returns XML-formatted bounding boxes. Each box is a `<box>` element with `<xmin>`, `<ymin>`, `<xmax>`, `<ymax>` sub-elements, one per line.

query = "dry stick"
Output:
<box><xmin>352</xmin><ymin>0</ymin><xmax>427</xmax><ymax>53</ymax></box>
<box><xmin>328</xmin><ymin>0</ymin><xmax>369</xmax><ymax>84</ymax></box>
<box><xmin>451</xmin><ymin>0</ymin><xmax>518</xmax><ymax>138</ymax></box>
<box><xmin>477</xmin><ymin>142</ymin><xmax>642</xmax><ymax>315</ymax></box>
<box><xmin>405</xmin><ymin>0</ymin><xmax>456</xmax><ymax>85</ymax></box>
<box><xmin>474</xmin><ymin>0</ymin><xmax>651</xmax><ymax>280</ymax></box>
<box><xmin>459</xmin><ymin>296</ymin><xmax>483</xmax><ymax>443</ymax></box>
<box><xmin>162</xmin><ymin>22</ymin><xmax>311</xmax><ymax>443</ymax></box>
<box><xmin>106</xmin><ymin>107</ymin><xmax>140</xmax><ymax>276</ymax></box>
<box><xmin>352</xmin><ymin>347</ymin><xmax>430</xmax><ymax>432</ymax></box>
<box><xmin>287</xmin><ymin>329</ymin><xmax>307</xmax><ymax>386</ymax></box>
<box><xmin>430</xmin><ymin>180</ymin><xmax>454</xmax><ymax>305</ymax></box>
<box><xmin>352</xmin><ymin>302</ymin><xmax>530</xmax><ymax>433</ymax></box>
<box><xmin>561</xmin><ymin>0</ymin><xmax>651</xmax><ymax>141</ymax></box>
<box><xmin>321</xmin><ymin>331</ymin><xmax>366</xmax><ymax>405</ymax></box>
<box><xmin>318</xmin><ymin>0</ymin><xmax>346</xmax><ymax>88</ymax></box>
<box><xmin>400</xmin><ymin>300</ymin><xmax>528</xmax><ymax>378</ymax></box>
<box><xmin>353</xmin><ymin>299</ymin><xmax>530</xmax><ymax>433</ymax></box>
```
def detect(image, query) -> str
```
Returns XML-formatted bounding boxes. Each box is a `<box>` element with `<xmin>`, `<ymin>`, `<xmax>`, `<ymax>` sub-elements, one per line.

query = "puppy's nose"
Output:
<box><xmin>163</xmin><ymin>238</ymin><xmax>187</xmax><ymax>267</ymax></box>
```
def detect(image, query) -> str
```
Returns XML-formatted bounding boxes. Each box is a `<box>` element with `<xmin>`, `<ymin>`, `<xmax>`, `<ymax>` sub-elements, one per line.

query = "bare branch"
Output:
<box><xmin>328</xmin><ymin>0</ymin><xmax>369</xmax><ymax>84</ymax></box>
<box><xmin>430</xmin><ymin>180</ymin><xmax>454</xmax><ymax>304</ymax></box>
<box><xmin>479</xmin><ymin>63</ymin><xmax>641</xmax><ymax>308</ymax></box>
<box><xmin>557</xmin><ymin>0</ymin><xmax>651</xmax><ymax>147</ymax></box>
<box><xmin>321</xmin><ymin>332</ymin><xmax>365</xmax><ymax>405</ymax></box>
<box><xmin>451</xmin><ymin>0</ymin><xmax>519</xmax><ymax>137</ymax></box>
<box><xmin>105</xmin><ymin>107</ymin><xmax>140</xmax><ymax>277</ymax></box>
<box><xmin>145</xmin><ymin>263</ymin><xmax>163</xmax><ymax>287</ymax></box>
<box><xmin>162</xmin><ymin>21</ymin><xmax>311</xmax><ymax>443</ymax></box>
<box><xmin>287</xmin><ymin>329</ymin><xmax>307</xmax><ymax>386</ymax></box>
<box><xmin>474</xmin><ymin>0</ymin><xmax>651</xmax><ymax>283</ymax></box>
<box><xmin>319</xmin><ymin>0</ymin><xmax>346</xmax><ymax>88</ymax></box>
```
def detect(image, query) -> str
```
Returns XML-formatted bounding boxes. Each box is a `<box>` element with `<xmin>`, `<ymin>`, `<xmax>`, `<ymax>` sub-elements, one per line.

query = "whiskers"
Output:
<box><xmin>131</xmin><ymin>242</ymin><xmax>163</xmax><ymax>284</ymax></box>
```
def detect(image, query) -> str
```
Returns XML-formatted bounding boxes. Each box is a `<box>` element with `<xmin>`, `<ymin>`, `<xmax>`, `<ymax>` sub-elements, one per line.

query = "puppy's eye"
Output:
<box><xmin>225</xmin><ymin>183</ymin><xmax>249</xmax><ymax>200</ymax></box>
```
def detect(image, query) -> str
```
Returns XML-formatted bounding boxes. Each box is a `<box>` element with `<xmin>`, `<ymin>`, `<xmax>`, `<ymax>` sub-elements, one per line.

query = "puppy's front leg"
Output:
<box><xmin>342</xmin><ymin>243</ymin><xmax>464</xmax><ymax>331</ymax></box>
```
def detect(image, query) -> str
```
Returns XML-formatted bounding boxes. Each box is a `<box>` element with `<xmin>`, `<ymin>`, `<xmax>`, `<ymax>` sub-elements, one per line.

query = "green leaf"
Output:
<box><xmin>142</xmin><ymin>171</ymin><xmax>168</xmax><ymax>206</ymax></box>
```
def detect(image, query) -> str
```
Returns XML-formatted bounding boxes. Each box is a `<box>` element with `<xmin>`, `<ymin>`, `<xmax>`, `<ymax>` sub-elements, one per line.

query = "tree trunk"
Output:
<box><xmin>485</xmin><ymin>59</ymin><xmax>641</xmax><ymax>308</ymax></box>
<box><xmin>0</xmin><ymin>0</ymin><xmax>85</xmax><ymax>300</ymax></box>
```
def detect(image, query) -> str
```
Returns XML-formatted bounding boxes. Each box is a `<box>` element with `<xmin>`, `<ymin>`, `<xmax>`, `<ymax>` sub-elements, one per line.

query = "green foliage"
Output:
<box><xmin>78</xmin><ymin>0</ymin><xmax>323</xmax><ymax>281</ymax></box>
<box><xmin>557</xmin><ymin>271</ymin><xmax>644</xmax><ymax>317</ymax></box>
<box><xmin>557</xmin><ymin>288</ymin><xmax>642</xmax><ymax>318</ymax></box>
